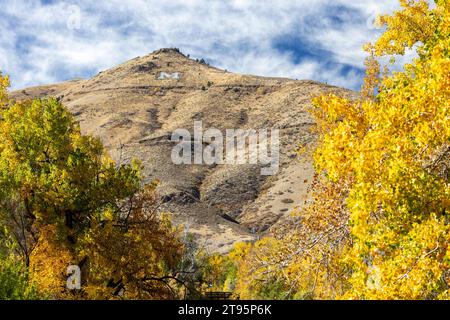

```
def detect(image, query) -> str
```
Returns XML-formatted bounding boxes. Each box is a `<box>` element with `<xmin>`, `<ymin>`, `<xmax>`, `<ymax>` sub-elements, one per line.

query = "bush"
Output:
<box><xmin>0</xmin><ymin>255</ymin><xmax>41</xmax><ymax>300</ymax></box>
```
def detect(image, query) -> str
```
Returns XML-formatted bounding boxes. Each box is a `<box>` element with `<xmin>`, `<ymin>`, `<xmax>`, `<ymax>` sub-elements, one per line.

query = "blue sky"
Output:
<box><xmin>0</xmin><ymin>0</ymin><xmax>412</xmax><ymax>91</ymax></box>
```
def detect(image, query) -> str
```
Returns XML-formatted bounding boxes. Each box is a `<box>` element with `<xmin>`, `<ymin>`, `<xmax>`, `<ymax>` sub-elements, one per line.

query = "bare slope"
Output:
<box><xmin>11</xmin><ymin>48</ymin><xmax>354</xmax><ymax>253</ymax></box>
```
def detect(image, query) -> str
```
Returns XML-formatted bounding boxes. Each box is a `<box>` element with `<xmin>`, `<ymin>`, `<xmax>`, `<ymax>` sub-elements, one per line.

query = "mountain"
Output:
<box><xmin>10</xmin><ymin>48</ymin><xmax>354</xmax><ymax>253</ymax></box>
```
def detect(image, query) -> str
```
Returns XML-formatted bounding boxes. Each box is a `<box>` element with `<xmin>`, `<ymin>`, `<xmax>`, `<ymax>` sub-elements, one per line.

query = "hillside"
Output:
<box><xmin>10</xmin><ymin>48</ymin><xmax>354</xmax><ymax>253</ymax></box>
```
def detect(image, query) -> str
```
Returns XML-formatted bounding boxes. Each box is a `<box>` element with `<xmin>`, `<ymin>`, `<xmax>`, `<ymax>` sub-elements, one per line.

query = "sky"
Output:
<box><xmin>0</xmin><ymin>0</ymin><xmax>412</xmax><ymax>91</ymax></box>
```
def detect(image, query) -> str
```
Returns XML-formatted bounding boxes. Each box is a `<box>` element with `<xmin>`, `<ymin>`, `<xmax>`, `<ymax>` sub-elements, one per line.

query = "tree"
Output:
<box><xmin>78</xmin><ymin>183</ymin><xmax>188</xmax><ymax>299</ymax></box>
<box><xmin>0</xmin><ymin>75</ymin><xmax>195</xmax><ymax>299</ymax></box>
<box><xmin>310</xmin><ymin>0</ymin><xmax>449</xmax><ymax>299</ymax></box>
<box><xmin>0</xmin><ymin>72</ymin><xmax>9</xmax><ymax>108</ymax></box>
<box><xmin>225</xmin><ymin>0</ymin><xmax>449</xmax><ymax>300</ymax></box>
<box><xmin>224</xmin><ymin>177</ymin><xmax>351</xmax><ymax>300</ymax></box>
<box><xmin>0</xmin><ymin>94</ymin><xmax>141</xmax><ymax>264</ymax></box>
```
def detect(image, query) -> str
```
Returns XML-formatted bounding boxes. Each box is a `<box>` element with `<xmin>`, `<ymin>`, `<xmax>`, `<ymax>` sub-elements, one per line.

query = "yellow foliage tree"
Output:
<box><xmin>228</xmin><ymin>177</ymin><xmax>351</xmax><ymax>300</ymax></box>
<box><xmin>226</xmin><ymin>0</ymin><xmax>449</xmax><ymax>300</ymax></box>
<box><xmin>0</xmin><ymin>72</ymin><xmax>9</xmax><ymax>107</ymax></box>
<box><xmin>311</xmin><ymin>0</ymin><xmax>450</xmax><ymax>299</ymax></box>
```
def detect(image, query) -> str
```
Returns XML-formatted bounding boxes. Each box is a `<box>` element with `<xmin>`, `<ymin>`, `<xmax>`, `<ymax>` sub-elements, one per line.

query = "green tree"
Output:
<box><xmin>0</xmin><ymin>254</ymin><xmax>41</xmax><ymax>300</ymax></box>
<box><xmin>0</xmin><ymin>73</ymin><xmax>195</xmax><ymax>299</ymax></box>
<box><xmin>0</xmin><ymin>96</ymin><xmax>141</xmax><ymax>265</ymax></box>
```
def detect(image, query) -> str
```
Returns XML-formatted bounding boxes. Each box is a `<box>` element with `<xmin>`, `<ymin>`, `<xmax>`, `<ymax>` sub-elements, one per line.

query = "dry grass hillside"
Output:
<box><xmin>10</xmin><ymin>48</ymin><xmax>354</xmax><ymax>253</ymax></box>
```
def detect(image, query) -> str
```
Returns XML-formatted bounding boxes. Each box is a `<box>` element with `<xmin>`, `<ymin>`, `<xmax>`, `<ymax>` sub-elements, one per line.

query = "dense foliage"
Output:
<box><xmin>219</xmin><ymin>0</ymin><xmax>449</xmax><ymax>300</ymax></box>
<box><xmin>0</xmin><ymin>73</ymin><xmax>199</xmax><ymax>299</ymax></box>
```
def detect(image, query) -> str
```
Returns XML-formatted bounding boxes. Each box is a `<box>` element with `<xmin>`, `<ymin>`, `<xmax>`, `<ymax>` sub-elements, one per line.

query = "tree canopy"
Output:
<box><xmin>221</xmin><ymin>0</ymin><xmax>449</xmax><ymax>300</ymax></box>
<box><xmin>0</xmin><ymin>75</ymin><xmax>196</xmax><ymax>299</ymax></box>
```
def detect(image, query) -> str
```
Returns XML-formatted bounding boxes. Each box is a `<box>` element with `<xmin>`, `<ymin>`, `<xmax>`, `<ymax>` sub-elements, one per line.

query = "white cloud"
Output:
<box><xmin>0</xmin><ymin>0</ymin><xmax>410</xmax><ymax>90</ymax></box>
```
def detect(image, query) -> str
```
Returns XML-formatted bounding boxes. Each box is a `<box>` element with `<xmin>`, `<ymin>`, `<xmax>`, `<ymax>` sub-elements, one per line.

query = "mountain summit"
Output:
<box><xmin>11</xmin><ymin>48</ymin><xmax>353</xmax><ymax>252</ymax></box>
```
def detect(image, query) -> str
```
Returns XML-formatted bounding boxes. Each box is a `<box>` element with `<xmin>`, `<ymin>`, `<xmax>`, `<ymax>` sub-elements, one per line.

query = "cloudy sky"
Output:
<box><xmin>0</xmin><ymin>0</ymin><xmax>408</xmax><ymax>90</ymax></box>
